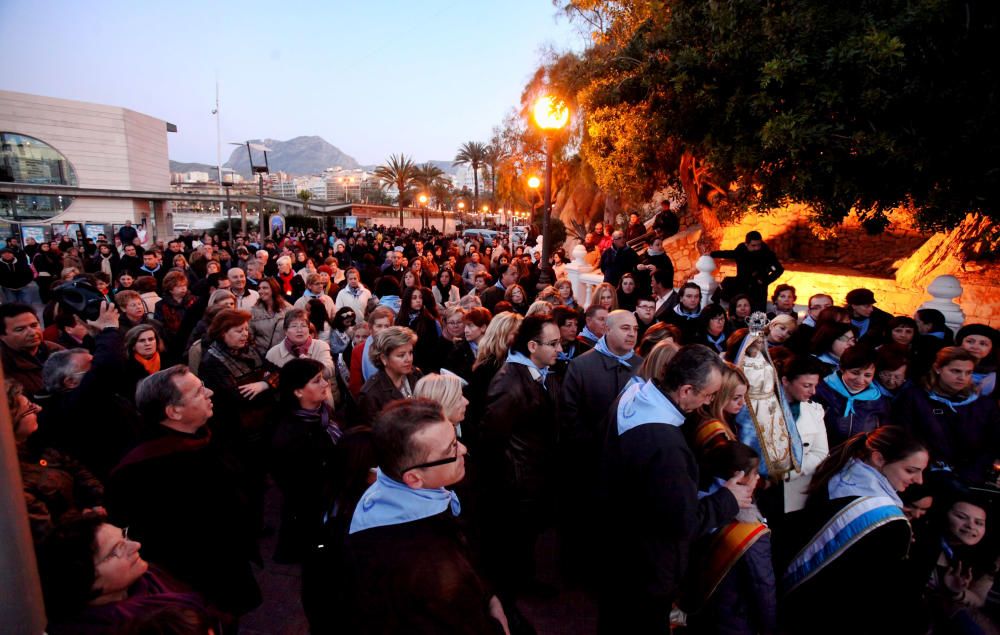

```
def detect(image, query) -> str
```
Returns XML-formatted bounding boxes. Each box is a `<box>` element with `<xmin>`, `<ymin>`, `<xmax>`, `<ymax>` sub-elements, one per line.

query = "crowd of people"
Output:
<box><xmin>2</xmin><ymin>210</ymin><xmax>999</xmax><ymax>634</ymax></box>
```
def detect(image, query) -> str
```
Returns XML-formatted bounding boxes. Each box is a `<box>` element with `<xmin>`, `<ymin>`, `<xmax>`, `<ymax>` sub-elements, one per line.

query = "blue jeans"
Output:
<box><xmin>1</xmin><ymin>281</ymin><xmax>42</xmax><ymax>306</ymax></box>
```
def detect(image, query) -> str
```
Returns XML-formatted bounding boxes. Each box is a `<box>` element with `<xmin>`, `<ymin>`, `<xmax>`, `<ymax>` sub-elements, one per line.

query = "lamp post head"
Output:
<box><xmin>458</xmin><ymin>202</ymin><xmax>465</xmax><ymax>210</ymax></box>
<box><xmin>418</xmin><ymin>194</ymin><xmax>428</xmax><ymax>204</ymax></box>
<box><xmin>527</xmin><ymin>176</ymin><xmax>541</xmax><ymax>189</ymax></box>
<box><xmin>532</xmin><ymin>95</ymin><xmax>569</xmax><ymax>131</ymax></box>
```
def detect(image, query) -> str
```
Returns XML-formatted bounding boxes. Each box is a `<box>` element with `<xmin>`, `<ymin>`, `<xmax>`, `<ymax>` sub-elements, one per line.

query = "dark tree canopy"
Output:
<box><xmin>558</xmin><ymin>0</ymin><xmax>1000</xmax><ymax>231</ymax></box>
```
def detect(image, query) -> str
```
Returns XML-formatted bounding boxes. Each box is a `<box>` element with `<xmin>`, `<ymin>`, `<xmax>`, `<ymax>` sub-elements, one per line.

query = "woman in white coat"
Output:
<box><xmin>780</xmin><ymin>355</ymin><xmax>831</xmax><ymax>513</ymax></box>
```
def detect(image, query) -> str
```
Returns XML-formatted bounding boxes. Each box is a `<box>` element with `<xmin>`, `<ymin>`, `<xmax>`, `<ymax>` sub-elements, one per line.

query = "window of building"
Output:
<box><xmin>0</xmin><ymin>132</ymin><xmax>77</xmax><ymax>220</ymax></box>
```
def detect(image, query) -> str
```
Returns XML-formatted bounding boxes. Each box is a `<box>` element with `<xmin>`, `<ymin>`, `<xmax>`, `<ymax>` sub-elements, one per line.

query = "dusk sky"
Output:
<box><xmin>2</xmin><ymin>0</ymin><xmax>586</xmax><ymax>166</ymax></box>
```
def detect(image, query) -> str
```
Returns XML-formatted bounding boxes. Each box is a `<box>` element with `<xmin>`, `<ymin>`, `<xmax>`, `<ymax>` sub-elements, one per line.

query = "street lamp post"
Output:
<box><xmin>458</xmin><ymin>201</ymin><xmax>465</xmax><ymax>228</ymax></box>
<box><xmin>232</xmin><ymin>141</ymin><xmax>271</xmax><ymax>241</ymax></box>
<box><xmin>222</xmin><ymin>171</ymin><xmax>234</xmax><ymax>245</ymax></box>
<box><xmin>532</xmin><ymin>95</ymin><xmax>569</xmax><ymax>285</ymax></box>
<box><xmin>418</xmin><ymin>193</ymin><xmax>428</xmax><ymax>231</ymax></box>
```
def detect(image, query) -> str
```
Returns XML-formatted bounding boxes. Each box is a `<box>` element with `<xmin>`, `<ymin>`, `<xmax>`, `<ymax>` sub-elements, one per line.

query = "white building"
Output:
<box><xmin>0</xmin><ymin>90</ymin><xmax>172</xmax><ymax>235</ymax></box>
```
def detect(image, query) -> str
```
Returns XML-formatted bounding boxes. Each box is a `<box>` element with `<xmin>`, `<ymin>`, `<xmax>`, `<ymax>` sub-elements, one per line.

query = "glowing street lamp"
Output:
<box><xmin>532</xmin><ymin>94</ymin><xmax>569</xmax><ymax>284</ymax></box>
<box><xmin>527</xmin><ymin>175</ymin><xmax>541</xmax><ymax>190</ymax></box>
<box><xmin>418</xmin><ymin>193</ymin><xmax>429</xmax><ymax>230</ymax></box>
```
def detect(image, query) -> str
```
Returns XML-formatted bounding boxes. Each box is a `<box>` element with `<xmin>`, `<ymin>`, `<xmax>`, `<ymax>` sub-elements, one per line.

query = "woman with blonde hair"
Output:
<box><xmin>414</xmin><ymin>373</ymin><xmax>469</xmax><ymax>429</ymax></box>
<box><xmin>636</xmin><ymin>339</ymin><xmax>680</xmax><ymax>381</ymax></box>
<box><xmin>466</xmin><ymin>312</ymin><xmax>523</xmax><ymax>441</ymax></box>
<box><xmin>691</xmin><ymin>363</ymin><xmax>750</xmax><ymax>456</ymax></box>
<box><xmin>587</xmin><ymin>282</ymin><xmax>618</xmax><ymax>313</ymax></box>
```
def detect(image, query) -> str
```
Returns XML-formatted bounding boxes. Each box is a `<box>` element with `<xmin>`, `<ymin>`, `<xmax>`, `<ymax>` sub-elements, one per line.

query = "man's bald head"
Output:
<box><xmin>605</xmin><ymin>310</ymin><xmax>639</xmax><ymax>356</ymax></box>
<box><xmin>607</xmin><ymin>309</ymin><xmax>636</xmax><ymax>330</ymax></box>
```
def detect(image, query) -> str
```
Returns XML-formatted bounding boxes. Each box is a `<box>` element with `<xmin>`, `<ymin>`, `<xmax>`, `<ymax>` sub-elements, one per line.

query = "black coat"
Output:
<box><xmin>480</xmin><ymin>362</ymin><xmax>560</xmax><ymax>506</ymax></box>
<box><xmin>599</xmin><ymin>409</ymin><xmax>739</xmax><ymax>632</ymax></box>
<box><xmin>709</xmin><ymin>243</ymin><xmax>783</xmax><ymax>311</ymax></box>
<box><xmin>345</xmin><ymin>511</ymin><xmax>500</xmax><ymax>634</ymax></box>
<box><xmin>106</xmin><ymin>426</ymin><xmax>262</xmax><ymax>615</ymax></box>
<box><xmin>357</xmin><ymin>369</ymin><xmax>423</xmax><ymax>426</ymax></box>
<box><xmin>813</xmin><ymin>381</ymin><xmax>892</xmax><ymax>447</ymax></box>
<box><xmin>893</xmin><ymin>383</ymin><xmax>1000</xmax><ymax>482</ymax></box>
<box><xmin>560</xmin><ymin>349</ymin><xmax>641</xmax><ymax>475</ymax></box>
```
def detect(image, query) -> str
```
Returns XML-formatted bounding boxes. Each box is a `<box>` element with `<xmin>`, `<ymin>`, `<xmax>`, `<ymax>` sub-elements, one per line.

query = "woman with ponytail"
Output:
<box><xmin>780</xmin><ymin>426</ymin><xmax>928</xmax><ymax>633</ymax></box>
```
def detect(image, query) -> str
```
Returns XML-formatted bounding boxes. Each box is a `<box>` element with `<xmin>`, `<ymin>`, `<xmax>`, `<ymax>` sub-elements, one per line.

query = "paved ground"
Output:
<box><xmin>242</xmin><ymin>483</ymin><xmax>598</xmax><ymax>635</ymax></box>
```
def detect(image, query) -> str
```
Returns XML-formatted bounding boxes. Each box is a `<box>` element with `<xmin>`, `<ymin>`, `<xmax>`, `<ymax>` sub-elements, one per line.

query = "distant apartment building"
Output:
<box><xmin>451</xmin><ymin>164</ymin><xmax>487</xmax><ymax>194</ymax></box>
<box><xmin>325</xmin><ymin>168</ymin><xmax>376</xmax><ymax>202</ymax></box>
<box><xmin>271</xmin><ymin>180</ymin><xmax>298</xmax><ymax>198</ymax></box>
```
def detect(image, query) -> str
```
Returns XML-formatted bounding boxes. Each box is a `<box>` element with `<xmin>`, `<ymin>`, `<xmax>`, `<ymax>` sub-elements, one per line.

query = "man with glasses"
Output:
<box><xmin>788</xmin><ymin>293</ymin><xmax>833</xmax><ymax>354</ymax></box>
<box><xmin>480</xmin><ymin>314</ymin><xmax>562</xmax><ymax>618</ymax></box>
<box><xmin>599</xmin><ymin>345</ymin><xmax>754</xmax><ymax>634</ymax></box>
<box><xmin>345</xmin><ymin>398</ymin><xmax>509</xmax><ymax>634</ymax></box>
<box><xmin>106</xmin><ymin>365</ymin><xmax>262</xmax><ymax>618</ymax></box>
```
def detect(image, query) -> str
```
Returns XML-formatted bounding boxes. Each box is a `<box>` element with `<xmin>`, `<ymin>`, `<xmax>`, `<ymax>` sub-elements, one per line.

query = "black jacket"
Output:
<box><xmin>357</xmin><ymin>369</ymin><xmax>423</xmax><ymax>427</ymax></box>
<box><xmin>107</xmin><ymin>426</ymin><xmax>262</xmax><ymax>615</ymax></box>
<box><xmin>600</xmin><ymin>407</ymin><xmax>738</xmax><ymax>632</ymax></box>
<box><xmin>345</xmin><ymin>511</ymin><xmax>501</xmax><ymax>634</ymax></box>
<box><xmin>480</xmin><ymin>363</ymin><xmax>560</xmax><ymax>505</ymax></box>
<box><xmin>0</xmin><ymin>254</ymin><xmax>35</xmax><ymax>289</ymax></box>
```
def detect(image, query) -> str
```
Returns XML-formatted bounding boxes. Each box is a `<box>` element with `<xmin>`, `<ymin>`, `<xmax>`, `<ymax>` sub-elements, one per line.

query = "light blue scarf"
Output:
<box><xmin>823</xmin><ymin>373</ymin><xmax>883</xmax><ymax>417</ymax></box>
<box><xmin>851</xmin><ymin>317</ymin><xmax>870</xmax><ymax>338</ymax></box>
<box><xmin>816</xmin><ymin>352</ymin><xmax>840</xmax><ymax>368</ymax></box>
<box><xmin>927</xmin><ymin>389</ymin><xmax>979</xmax><ymax>413</ymax></box>
<box><xmin>594</xmin><ymin>336</ymin><xmax>635</xmax><ymax>368</ymax></box>
<box><xmin>828</xmin><ymin>458</ymin><xmax>903</xmax><ymax>507</ymax></box>
<box><xmin>506</xmin><ymin>350</ymin><xmax>551</xmax><ymax>387</ymax></box>
<box><xmin>616</xmin><ymin>378</ymin><xmax>684</xmax><ymax>435</ymax></box>
<box><xmin>349</xmin><ymin>468</ymin><xmax>461</xmax><ymax>534</ymax></box>
<box><xmin>579</xmin><ymin>326</ymin><xmax>600</xmax><ymax>343</ymax></box>
<box><xmin>378</xmin><ymin>295</ymin><xmax>401</xmax><ymax>314</ymax></box>
<box><xmin>361</xmin><ymin>335</ymin><xmax>378</xmax><ymax>382</ymax></box>
<box><xmin>673</xmin><ymin>303</ymin><xmax>701</xmax><ymax>320</ymax></box>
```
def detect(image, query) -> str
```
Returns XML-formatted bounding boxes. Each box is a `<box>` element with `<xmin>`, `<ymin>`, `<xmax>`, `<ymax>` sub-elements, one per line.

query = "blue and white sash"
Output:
<box><xmin>784</xmin><ymin>496</ymin><xmax>907</xmax><ymax>592</ymax></box>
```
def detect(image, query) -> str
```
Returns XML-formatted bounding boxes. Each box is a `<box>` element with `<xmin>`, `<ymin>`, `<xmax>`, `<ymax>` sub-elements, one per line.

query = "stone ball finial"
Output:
<box><xmin>926</xmin><ymin>275</ymin><xmax>962</xmax><ymax>301</ymax></box>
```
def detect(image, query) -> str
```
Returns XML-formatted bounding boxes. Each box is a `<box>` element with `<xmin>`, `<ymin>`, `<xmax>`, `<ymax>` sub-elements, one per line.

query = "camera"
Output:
<box><xmin>53</xmin><ymin>279</ymin><xmax>107</xmax><ymax>322</ymax></box>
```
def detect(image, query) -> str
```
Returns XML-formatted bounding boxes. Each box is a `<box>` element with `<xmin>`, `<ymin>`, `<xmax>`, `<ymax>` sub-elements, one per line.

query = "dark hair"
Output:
<box><xmin>35</xmin><ymin>512</ymin><xmax>105</xmax><ymax>620</ymax></box>
<box><xmin>133</xmin><ymin>276</ymin><xmax>158</xmax><ymax>294</ymax></box>
<box><xmin>493</xmin><ymin>300</ymin><xmax>513</xmax><ymax>314</ymax></box>
<box><xmin>278</xmin><ymin>357</ymin><xmax>326</xmax><ymax>408</ymax></box>
<box><xmin>810</xmin><ymin>322</ymin><xmax>859</xmax><ymax>355</ymax></box>
<box><xmin>771</xmin><ymin>284</ymin><xmax>795</xmax><ymax>303</ymax></box>
<box><xmin>876</xmin><ymin>346</ymin><xmax>909</xmax><ymax>374</ymax></box>
<box><xmin>55</xmin><ymin>310</ymin><xmax>81</xmax><ymax>331</ymax></box>
<box><xmin>306</xmin><ymin>299</ymin><xmax>329</xmax><ymax>336</ymax></box>
<box><xmin>373</xmin><ymin>398</ymin><xmax>447</xmax><ymax>481</ymax></box>
<box><xmin>679</xmin><ymin>282</ymin><xmax>701</xmax><ymax>298</ymax></box>
<box><xmin>0</xmin><ymin>303</ymin><xmax>37</xmax><ymax>334</ymax></box>
<box><xmin>723</xmin><ymin>328</ymin><xmax>750</xmax><ymax>363</ymax></box>
<box><xmin>551</xmin><ymin>305</ymin><xmax>580</xmax><ymax>328</ymax></box>
<box><xmin>207</xmin><ymin>309</ymin><xmax>251</xmax><ymax>343</ymax></box>
<box><xmin>333</xmin><ymin>306</ymin><xmax>357</xmax><ymax>331</ymax></box>
<box><xmin>125</xmin><ymin>324</ymin><xmax>161</xmax><ymax>355</ymax></box>
<box><xmin>584</xmin><ymin>303</ymin><xmax>608</xmax><ymax>320</ymax></box>
<box><xmin>808</xmin><ymin>426</ymin><xmax>926</xmax><ymax>497</ymax></box>
<box><xmin>700</xmin><ymin>303</ymin><xmax>727</xmax><ymax>325</ymax></box>
<box><xmin>258</xmin><ymin>277</ymin><xmax>289</xmax><ymax>311</ymax></box>
<box><xmin>162</xmin><ymin>271</ymin><xmax>188</xmax><ymax>295</ymax></box>
<box><xmin>817</xmin><ymin>306</ymin><xmax>851</xmax><ymax>326</ymax></box>
<box><xmin>701</xmin><ymin>440</ymin><xmax>760</xmax><ymax>484</ymax></box>
<box><xmin>330</xmin><ymin>426</ymin><xmax>377</xmax><ymax>524</ymax></box>
<box><xmin>463</xmin><ymin>307</ymin><xmax>492</xmax><ymax>328</ymax></box>
<box><xmin>135</xmin><ymin>365</ymin><xmax>191</xmax><ymax>424</ymax></box>
<box><xmin>921</xmin><ymin>346</ymin><xmax>978</xmax><ymax>395</ymax></box>
<box><xmin>838</xmin><ymin>345</ymin><xmax>877</xmax><ymax>372</ymax></box>
<box><xmin>652</xmin><ymin>267</ymin><xmax>673</xmax><ymax>289</ymax></box>
<box><xmin>374</xmin><ymin>274</ymin><xmax>401</xmax><ymax>298</ymax></box>
<box><xmin>510</xmin><ymin>313</ymin><xmax>555</xmax><ymax>357</ymax></box>
<box><xmin>638</xmin><ymin>322</ymin><xmax>682</xmax><ymax>357</ymax></box>
<box><xmin>915</xmin><ymin>308</ymin><xmax>948</xmax><ymax>333</ymax></box>
<box><xmin>745</xmin><ymin>231</ymin><xmax>762</xmax><ymax>242</ymax></box>
<box><xmin>779</xmin><ymin>355</ymin><xmax>828</xmax><ymax>381</ymax></box>
<box><xmin>119</xmin><ymin>605</ymin><xmax>214</xmax><ymax>635</ymax></box>
<box><xmin>886</xmin><ymin>316</ymin><xmax>918</xmax><ymax>333</ymax></box>
<box><xmin>661</xmin><ymin>344</ymin><xmax>725</xmax><ymax>394</ymax></box>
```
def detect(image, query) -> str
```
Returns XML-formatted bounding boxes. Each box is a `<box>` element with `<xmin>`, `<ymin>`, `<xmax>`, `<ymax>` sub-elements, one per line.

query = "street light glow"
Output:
<box><xmin>532</xmin><ymin>95</ymin><xmax>569</xmax><ymax>130</ymax></box>
<box><xmin>527</xmin><ymin>176</ymin><xmax>541</xmax><ymax>189</ymax></box>
<box><xmin>418</xmin><ymin>194</ymin><xmax>428</xmax><ymax>204</ymax></box>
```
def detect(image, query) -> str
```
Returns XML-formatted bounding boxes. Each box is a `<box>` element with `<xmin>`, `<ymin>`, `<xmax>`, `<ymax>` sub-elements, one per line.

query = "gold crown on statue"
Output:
<box><xmin>746</xmin><ymin>311</ymin><xmax>770</xmax><ymax>336</ymax></box>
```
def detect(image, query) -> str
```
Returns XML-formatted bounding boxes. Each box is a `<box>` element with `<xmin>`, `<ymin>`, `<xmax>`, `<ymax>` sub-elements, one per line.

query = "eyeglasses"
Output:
<box><xmin>446</xmin><ymin>320</ymin><xmax>464</xmax><ymax>327</ymax></box>
<box><xmin>400</xmin><ymin>439</ymin><xmax>461</xmax><ymax>473</ymax></box>
<box><xmin>534</xmin><ymin>339</ymin><xmax>563</xmax><ymax>349</ymax></box>
<box><xmin>837</xmin><ymin>334</ymin><xmax>857</xmax><ymax>344</ymax></box>
<box><xmin>97</xmin><ymin>526</ymin><xmax>131</xmax><ymax>564</ymax></box>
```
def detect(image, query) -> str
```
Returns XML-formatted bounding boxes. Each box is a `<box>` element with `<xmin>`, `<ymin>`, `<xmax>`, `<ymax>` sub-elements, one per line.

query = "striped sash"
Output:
<box><xmin>783</xmin><ymin>496</ymin><xmax>908</xmax><ymax>593</ymax></box>
<box><xmin>686</xmin><ymin>521</ymin><xmax>770</xmax><ymax>612</ymax></box>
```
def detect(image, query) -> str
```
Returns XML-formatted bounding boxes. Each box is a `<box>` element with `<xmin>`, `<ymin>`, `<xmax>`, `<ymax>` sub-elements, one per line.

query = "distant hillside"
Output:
<box><xmin>224</xmin><ymin>136</ymin><xmax>359</xmax><ymax>177</ymax></box>
<box><xmin>169</xmin><ymin>160</ymin><xmax>218</xmax><ymax>174</ymax></box>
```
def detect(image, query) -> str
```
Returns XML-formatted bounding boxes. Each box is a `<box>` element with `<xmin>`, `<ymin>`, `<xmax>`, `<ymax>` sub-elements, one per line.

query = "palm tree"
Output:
<box><xmin>482</xmin><ymin>143</ymin><xmax>506</xmax><ymax>201</ymax></box>
<box><xmin>296</xmin><ymin>189</ymin><xmax>312</xmax><ymax>215</ymax></box>
<box><xmin>453</xmin><ymin>141</ymin><xmax>487</xmax><ymax>216</ymax></box>
<box><xmin>374</xmin><ymin>154</ymin><xmax>417</xmax><ymax>226</ymax></box>
<box><xmin>413</xmin><ymin>163</ymin><xmax>447</xmax><ymax>229</ymax></box>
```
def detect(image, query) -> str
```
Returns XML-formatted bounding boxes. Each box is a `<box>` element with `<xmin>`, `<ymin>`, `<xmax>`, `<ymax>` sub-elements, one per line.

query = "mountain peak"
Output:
<box><xmin>223</xmin><ymin>136</ymin><xmax>359</xmax><ymax>177</ymax></box>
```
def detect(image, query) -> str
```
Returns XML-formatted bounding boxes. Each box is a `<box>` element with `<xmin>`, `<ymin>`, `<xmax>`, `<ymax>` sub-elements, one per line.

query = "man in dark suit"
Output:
<box><xmin>710</xmin><ymin>230</ymin><xmax>784</xmax><ymax>312</ymax></box>
<box><xmin>480</xmin><ymin>263</ymin><xmax>519</xmax><ymax>314</ymax></box>
<box><xmin>651</xmin><ymin>268</ymin><xmax>679</xmax><ymax>324</ymax></box>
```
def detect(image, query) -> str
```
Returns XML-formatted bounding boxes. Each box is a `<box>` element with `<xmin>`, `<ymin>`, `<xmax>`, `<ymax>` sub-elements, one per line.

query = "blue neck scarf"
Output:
<box><xmin>816</xmin><ymin>352</ymin><xmax>840</xmax><ymax>368</ymax></box>
<box><xmin>579</xmin><ymin>326</ymin><xmax>600</xmax><ymax>343</ymax></box>
<box><xmin>851</xmin><ymin>317</ymin><xmax>870</xmax><ymax>338</ymax></box>
<box><xmin>674</xmin><ymin>303</ymin><xmax>701</xmax><ymax>319</ymax></box>
<box><xmin>557</xmin><ymin>343</ymin><xmax>576</xmax><ymax>362</ymax></box>
<box><xmin>927</xmin><ymin>389</ymin><xmax>978</xmax><ymax>413</ymax></box>
<box><xmin>361</xmin><ymin>335</ymin><xmax>378</xmax><ymax>382</ymax></box>
<box><xmin>828</xmin><ymin>458</ymin><xmax>903</xmax><ymax>507</ymax></box>
<box><xmin>594</xmin><ymin>336</ymin><xmax>635</xmax><ymax>368</ymax></box>
<box><xmin>506</xmin><ymin>350</ymin><xmax>551</xmax><ymax>386</ymax></box>
<box><xmin>823</xmin><ymin>373</ymin><xmax>882</xmax><ymax>417</ymax></box>
<box><xmin>802</xmin><ymin>315</ymin><xmax>817</xmax><ymax>328</ymax></box>
<box><xmin>928</xmin><ymin>331</ymin><xmax>946</xmax><ymax>340</ymax></box>
<box><xmin>468</xmin><ymin>341</ymin><xmax>478</xmax><ymax>356</ymax></box>
<box><xmin>349</xmin><ymin>468</ymin><xmax>461</xmax><ymax>534</ymax></box>
<box><xmin>616</xmin><ymin>378</ymin><xmax>684</xmax><ymax>435</ymax></box>
<box><xmin>706</xmin><ymin>331</ymin><xmax>726</xmax><ymax>352</ymax></box>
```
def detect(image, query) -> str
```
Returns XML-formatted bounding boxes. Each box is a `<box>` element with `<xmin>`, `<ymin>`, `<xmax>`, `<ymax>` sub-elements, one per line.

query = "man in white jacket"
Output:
<box><xmin>335</xmin><ymin>268</ymin><xmax>372</xmax><ymax>320</ymax></box>
<box><xmin>780</xmin><ymin>356</ymin><xmax>830</xmax><ymax>513</ymax></box>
